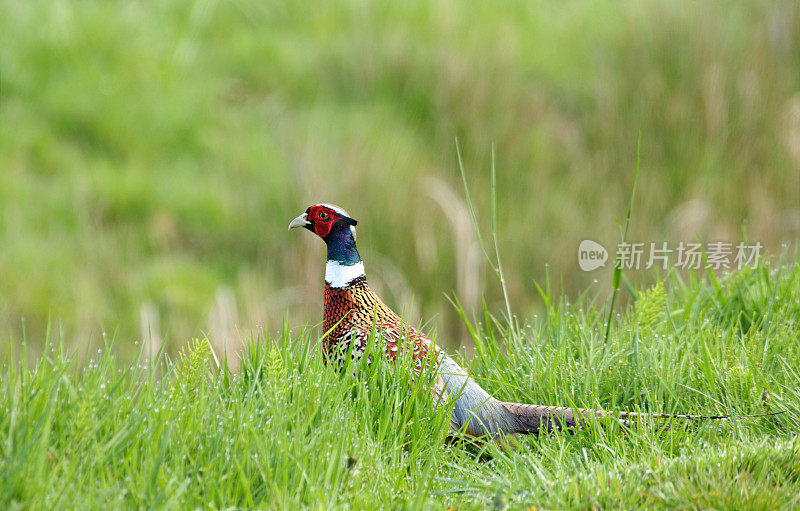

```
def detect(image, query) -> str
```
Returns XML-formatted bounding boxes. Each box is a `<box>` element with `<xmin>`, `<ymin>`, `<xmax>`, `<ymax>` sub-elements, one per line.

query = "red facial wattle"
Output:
<box><xmin>309</xmin><ymin>206</ymin><xmax>340</xmax><ymax>238</ymax></box>
<box><xmin>314</xmin><ymin>219</ymin><xmax>334</xmax><ymax>238</ymax></box>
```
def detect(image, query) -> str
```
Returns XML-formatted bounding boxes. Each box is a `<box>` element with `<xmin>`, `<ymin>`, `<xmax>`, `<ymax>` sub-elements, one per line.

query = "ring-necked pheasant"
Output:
<box><xmin>288</xmin><ymin>203</ymin><xmax>759</xmax><ymax>438</ymax></box>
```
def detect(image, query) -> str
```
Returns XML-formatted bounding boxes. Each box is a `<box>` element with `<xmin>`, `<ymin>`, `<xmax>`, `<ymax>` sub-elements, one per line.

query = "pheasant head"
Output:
<box><xmin>288</xmin><ymin>203</ymin><xmax>364</xmax><ymax>288</ymax></box>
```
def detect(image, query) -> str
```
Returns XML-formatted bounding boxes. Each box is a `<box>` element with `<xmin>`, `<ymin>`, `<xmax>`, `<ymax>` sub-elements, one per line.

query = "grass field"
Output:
<box><xmin>2</xmin><ymin>2</ymin><xmax>799</xmax><ymax>506</ymax></box>
<box><xmin>2</xmin><ymin>261</ymin><xmax>798</xmax><ymax>508</ymax></box>
<box><xmin>1</xmin><ymin>0</ymin><xmax>799</xmax><ymax>355</ymax></box>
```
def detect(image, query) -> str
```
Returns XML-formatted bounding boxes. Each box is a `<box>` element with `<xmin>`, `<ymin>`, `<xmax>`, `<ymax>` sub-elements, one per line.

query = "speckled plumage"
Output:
<box><xmin>322</xmin><ymin>276</ymin><xmax>434</xmax><ymax>373</ymax></box>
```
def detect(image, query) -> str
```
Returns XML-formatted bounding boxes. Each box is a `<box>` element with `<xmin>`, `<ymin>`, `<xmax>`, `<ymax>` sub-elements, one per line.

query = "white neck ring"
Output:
<box><xmin>325</xmin><ymin>260</ymin><xmax>365</xmax><ymax>288</ymax></box>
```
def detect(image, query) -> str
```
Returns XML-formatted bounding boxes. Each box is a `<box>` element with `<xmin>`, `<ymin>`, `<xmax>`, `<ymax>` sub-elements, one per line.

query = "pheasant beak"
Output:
<box><xmin>287</xmin><ymin>212</ymin><xmax>311</xmax><ymax>231</ymax></box>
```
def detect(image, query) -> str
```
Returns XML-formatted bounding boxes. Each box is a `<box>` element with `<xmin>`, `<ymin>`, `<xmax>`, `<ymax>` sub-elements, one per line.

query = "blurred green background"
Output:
<box><xmin>1</xmin><ymin>0</ymin><xmax>798</xmax><ymax>358</ymax></box>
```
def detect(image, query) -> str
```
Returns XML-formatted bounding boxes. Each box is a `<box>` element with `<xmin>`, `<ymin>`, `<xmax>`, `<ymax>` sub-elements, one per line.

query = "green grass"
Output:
<box><xmin>1</xmin><ymin>0</ymin><xmax>799</xmax><ymax>352</ymax></box>
<box><xmin>3</xmin><ymin>261</ymin><xmax>799</xmax><ymax>509</ymax></box>
<box><xmin>2</xmin><ymin>0</ymin><xmax>799</xmax><ymax>505</ymax></box>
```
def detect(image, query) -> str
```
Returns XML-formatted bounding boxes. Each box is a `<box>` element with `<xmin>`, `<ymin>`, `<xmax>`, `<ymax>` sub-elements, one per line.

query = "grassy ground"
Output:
<box><xmin>2</xmin><ymin>1</ymin><xmax>799</xmax><ymax>506</ymax></box>
<box><xmin>2</xmin><ymin>0</ymin><xmax>799</xmax><ymax>353</ymax></box>
<box><xmin>2</xmin><ymin>260</ymin><xmax>798</xmax><ymax>509</ymax></box>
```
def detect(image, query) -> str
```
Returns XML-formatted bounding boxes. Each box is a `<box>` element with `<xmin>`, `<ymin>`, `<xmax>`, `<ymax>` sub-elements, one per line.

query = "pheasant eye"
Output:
<box><xmin>318</xmin><ymin>211</ymin><xmax>329</xmax><ymax>220</ymax></box>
